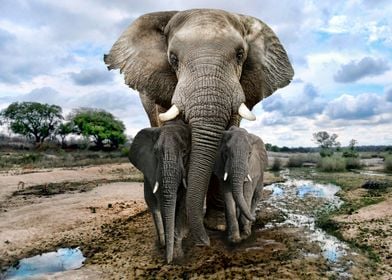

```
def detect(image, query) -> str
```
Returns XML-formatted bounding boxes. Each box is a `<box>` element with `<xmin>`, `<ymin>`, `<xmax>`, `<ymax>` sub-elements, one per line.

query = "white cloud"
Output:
<box><xmin>1</xmin><ymin>0</ymin><xmax>392</xmax><ymax>146</ymax></box>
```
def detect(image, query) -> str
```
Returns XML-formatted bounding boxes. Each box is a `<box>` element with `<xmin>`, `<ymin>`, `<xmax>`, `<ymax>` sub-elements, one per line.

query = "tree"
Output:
<box><xmin>0</xmin><ymin>102</ymin><xmax>63</xmax><ymax>144</ymax></box>
<box><xmin>70</xmin><ymin>108</ymin><xmax>126</xmax><ymax>150</ymax></box>
<box><xmin>343</xmin><ymin>139</ymin><xmax>359</xmax><ymax>158</ymax></box>
<box><xmin>312</xmin><ymin>131</ymin><xmax>340</xmax><ymax>157</ymax></box>
<box><xmin>57</xmin><ymin>122</ymin><xmax>75</xmax><ymax>147</ymax></box>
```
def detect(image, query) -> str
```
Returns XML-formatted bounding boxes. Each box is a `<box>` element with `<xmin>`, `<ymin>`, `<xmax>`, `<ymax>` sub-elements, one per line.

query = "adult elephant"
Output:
<box><xmin>104</xmin><ymin>9</ymin><xmax>293</xmax><ymax>246</ymax></box>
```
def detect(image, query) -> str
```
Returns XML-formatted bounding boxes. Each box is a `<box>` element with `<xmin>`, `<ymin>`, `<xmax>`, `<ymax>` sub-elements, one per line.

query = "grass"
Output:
<box><xmin>317</xmin><ymin>156</ymin><xmax>346</xmax><ymax>172</ymax></box>
<box><xmin>0</xmin><ymin>149</ymin><xmax>128</xmax><ymax>170</ymax></box>
<box><xmin>385</xmin><ymin>156</ymin><xmax>392</xmax><ymax>173</ymax></box>
<box><xmin>286</xmin><ymin>154</ymin><xmax>319</xmax><ymax>168</ymax></box>
<box><xmin>270</xmin><ymin>157</ymin><xmax>282</xmax><ymax>171</ymax></box>
<box><xmin>344</xmin><ymin>157</ymin><xmax>362</xmax><ymax>169</ymax></box>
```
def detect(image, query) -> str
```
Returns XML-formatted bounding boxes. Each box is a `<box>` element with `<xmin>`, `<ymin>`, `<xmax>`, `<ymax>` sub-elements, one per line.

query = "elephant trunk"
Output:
<box><xmin>178</xmin><ymin>56</ymin><xmax>243</xmax><ymax>246</ymax></box>
<box><xmin>186</xmin><ymin>123</ymin><xmax>226</xmax><ymax>245</ymax></box>
<box><xmin>231</xmin><ymin>169</ymin><xmax>254</xmax><ymax>222</ymax></box>
<box><xmin>161</xmin><ymin>160</ymin><xmax>180</xmax><ymax>263</ymax></box>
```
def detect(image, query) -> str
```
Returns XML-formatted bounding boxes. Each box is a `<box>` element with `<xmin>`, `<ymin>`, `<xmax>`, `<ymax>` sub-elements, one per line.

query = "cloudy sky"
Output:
<box><xmin>0</xmin><ymin>0</ymin><xmax>391</xmax><ymax>147</ymax></box>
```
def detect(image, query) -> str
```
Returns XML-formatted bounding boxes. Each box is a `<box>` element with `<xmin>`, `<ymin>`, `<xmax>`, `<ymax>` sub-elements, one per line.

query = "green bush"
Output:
<box><xmin>345</xmin><ymin>157</ymin><xmax>361</xmax><ymax>169</ymax></box>
<box><xmin>270</xmin><ymin>157</ymin><xmax>282</xmax><ymax>171</ymax></box>
<box><xmin>317</xmin><ymin>156</ymin><xmax>346</xmax><ymax>172</ymax></box>
<box><xmin>385</xmin><ymin>156</ymin><xmax>392</xmax><ymax>173</ymax></box>
<box><xmin>342</xmin><ymin>149</ymin><xmax>359</xmax><ymax>158</ymax></box>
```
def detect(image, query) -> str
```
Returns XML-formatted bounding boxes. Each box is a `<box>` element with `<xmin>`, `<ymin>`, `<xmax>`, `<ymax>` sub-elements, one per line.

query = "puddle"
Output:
<box><xmin>3</xmin><ymin>248</ymin><xmax>85</xmax><ymax>279</ymax></box>
<box><xmin>260</xmin><ymin>171</ymin><xmax>353</xmax><ymax>278</ymax></box>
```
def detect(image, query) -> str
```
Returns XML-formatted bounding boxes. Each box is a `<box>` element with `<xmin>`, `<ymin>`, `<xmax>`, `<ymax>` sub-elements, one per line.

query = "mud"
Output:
<box><xmin>0</xmin><ymin>164</ymin><xmax>388</xmax><ymax>279</ymax></box>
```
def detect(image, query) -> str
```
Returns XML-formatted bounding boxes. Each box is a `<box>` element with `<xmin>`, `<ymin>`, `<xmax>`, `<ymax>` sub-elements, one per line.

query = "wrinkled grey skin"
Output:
<box><xmin>129</xmin><ymin>120</ymin><xmax>190</xmax><ymax>263</ymax></box>
<box><xmin>215</xmin><ymin>126</ymin><xmax>268</xmax><ymax>243</ymax></box>
<box><xmin>105</xmin><ymin>9</ymin><xmax>293</xmax><ymax>245</ymax></box>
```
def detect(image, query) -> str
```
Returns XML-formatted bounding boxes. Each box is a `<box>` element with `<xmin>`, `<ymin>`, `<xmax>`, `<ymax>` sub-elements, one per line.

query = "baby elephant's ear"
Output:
<box><xmin>239</xmin><ymin>15</ymin><xmax>294</xmax><ymax>109</ymax></box>
<box><xmin>104</xmin><ymin>11</ymin><xmax>178</xmax><ymax>101</ymax></box>
<box><xmin>129</xmin><ymin>128</ymin><xmax>160</xmax><ymax>176</ymax></box>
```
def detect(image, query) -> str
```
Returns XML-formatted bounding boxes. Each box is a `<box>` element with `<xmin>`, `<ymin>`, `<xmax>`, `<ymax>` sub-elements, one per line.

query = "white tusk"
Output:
<box><xmin>158</xmin><ymin>105</ymin><xmax>180</xmax><ymax>122</ymax></box>
<box><xmin>153</xmin><ymin>181</ymin><xmax>159</xmax><ymax>193</ymax></box>
<box><xmin>224</xmin><ymin>172</ymin><xmax>228</xmax><ymax>181</ymax></box>
<box><xmin>238</xmin><ymin>103</ymin><xmax>256</xmax><ymax>121</ymax></box>
<box><xmin>182</xmin><ymin>178</ymin><xmax>187</xmax><ymax>189</ymax></box>
<box><xmin>247</xmin><ymin>174</ymin><xmax>252</xmax><ymax>182</ymax></box>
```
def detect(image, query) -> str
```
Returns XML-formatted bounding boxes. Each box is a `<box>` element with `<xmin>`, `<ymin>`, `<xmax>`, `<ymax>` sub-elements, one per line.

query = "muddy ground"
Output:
<box><xmin>0</xmin><ymin>162</ymin><xmax>390</xmax><ymax>279</ymax></box>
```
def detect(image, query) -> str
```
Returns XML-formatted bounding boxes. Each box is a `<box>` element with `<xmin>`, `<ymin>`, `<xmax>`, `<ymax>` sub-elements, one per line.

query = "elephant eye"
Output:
<box><xmin>169</xmin><ymin>53</ymin><xmax>178</xmax><ymax>70</ymax></box>
<box><xmin>236</xmin><ymin>48</ymin><xmax>244</xmax><ymax>64</ymax></box>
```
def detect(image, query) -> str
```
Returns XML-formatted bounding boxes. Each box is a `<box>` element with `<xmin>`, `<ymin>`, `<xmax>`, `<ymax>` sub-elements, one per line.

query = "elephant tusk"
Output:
<box><xmin>238</xmin><ymin>103</ymin><xmax>256</xmax><ymax>121</ymax></box>
<box><xmin>182</xmin><ymin>178</ymin><xmax>187</xmax><ymax>189</ymax></box>
<box><xmin>247</xmin><ymin>174</ymin><xmax>252</xmax><ymax>182</ymax></box>
<box><xmin>158</xmin><ymin>104</ymin><xmax>180</xmax><ymax>122</ymax></box>
<box><xmin>224</xmin><ymin>172</ymin><xmax>228</xmax><ymax>181</ymax></box>
<box><xmin>153</xmin><ymin>181</ymin><xmax>159</xmax><ymax>193</ymax></box>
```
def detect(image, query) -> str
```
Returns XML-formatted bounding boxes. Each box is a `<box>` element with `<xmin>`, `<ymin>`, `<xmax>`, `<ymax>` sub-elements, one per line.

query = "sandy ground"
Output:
<box><xmin>334</xmin><ymin>194</ymin><xmax>392</xmax><ymax>278</ymax></box>
<box><xmin>0</xmin><ymin>163</ymin><xmax>389</xmax><ymax>279</ymax></box>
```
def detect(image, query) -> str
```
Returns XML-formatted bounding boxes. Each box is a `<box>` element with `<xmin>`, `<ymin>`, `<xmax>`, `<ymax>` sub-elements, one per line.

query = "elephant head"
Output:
<box><xmin>129</xmin><ymin>120</ymin><xmax>191</xmax><ymax>263</ymax></box>
<box><xmin>105</xmin><ymin>9</ymin><xmax>293</xmax><ymax>245</ymax></box>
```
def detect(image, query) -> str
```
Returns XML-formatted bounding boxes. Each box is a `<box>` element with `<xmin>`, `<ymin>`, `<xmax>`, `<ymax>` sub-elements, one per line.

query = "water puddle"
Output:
<box><xmin>3</xmin><ymin>248</ymin><xmax>85</xmax><ymax>279</ymax></box>
<box><xmin>260</xmin><ymin>171</ymin><xmax>353</xmax><ymax>278</ymax></box>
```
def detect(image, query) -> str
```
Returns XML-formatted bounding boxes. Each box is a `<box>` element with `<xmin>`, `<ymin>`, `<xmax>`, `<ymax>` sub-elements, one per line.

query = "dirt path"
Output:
<box><xmin>0</xmin><ymin>163</ymin><xmax>139</xmax><ymax>202</ymax></box>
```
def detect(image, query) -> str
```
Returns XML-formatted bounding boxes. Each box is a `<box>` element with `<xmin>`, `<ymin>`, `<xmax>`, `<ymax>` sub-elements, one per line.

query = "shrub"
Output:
<box><xmin>317</xmin><ymin>156</ymin><xmax>346</xmax><ymax>172</ymax></box>
<box><xmin>345</xmin><ymin>157</ymin><xmax>361</xmax><ymax>169</ymax></box>
<box><xmin>287</xmin><ymin>155</ymin><xmax>305</xmax><ymax>167</ymax></box>
<box><xmin>385</xmin><ymin>156</ymin><xmax>392</xmax><ymax>173</ymax></box>
<box><xmin>270</xmin><ymin>157</ymin><xmax>282</xmax><ymax>171</ymax></box>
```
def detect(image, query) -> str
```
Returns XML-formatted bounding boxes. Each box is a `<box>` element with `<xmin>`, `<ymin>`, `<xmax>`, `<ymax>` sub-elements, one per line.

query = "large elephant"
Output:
<box><xmin>105</xmin><ymin>9</ymin><xmax>293</xmax><ymax>245</ymax></box>
<box><xmin>129</xmin><ymin>120</ymin><xmax>190</xmax><ymax>263</ymax></box>
<box><xmin>214</xmin><ymin>126</ymin><xmax>268</xmax><ymax>243</ymax></box>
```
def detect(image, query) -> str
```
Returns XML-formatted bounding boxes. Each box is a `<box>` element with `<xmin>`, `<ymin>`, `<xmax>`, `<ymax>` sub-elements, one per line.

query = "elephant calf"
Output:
<box><xmin>129</xmin><ymin>120</ymin><xmax>190</xmax><ymax>263</ymax></box>
<box><xmin>215</xmin><ymin>126</ymin><xmax>268</xmax><ymax>243</ymax></box>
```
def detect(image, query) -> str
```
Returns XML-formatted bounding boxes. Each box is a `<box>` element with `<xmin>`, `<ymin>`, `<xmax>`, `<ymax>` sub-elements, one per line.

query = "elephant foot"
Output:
<box><xmin>173</xmin><ymin>244</ymin><xmax>184</xmax><ymax>260</ymax></box>
<box><xmin>228</xmin><ymin>232</ymin><xmax>241</xmax><ymax>244</ymax></box>
<box><xmin>240</xmin><ymin>224</ymin><xmax>252</xmax><ymax>241</ymax></box>
<box><xmin>204</xmin><ymin>208</ymin><xmax>226</xmax><ymax>231</ymax></box>
<box><xmin>194</xmin><ymin>235</ymin><xmax>210</xmax><ymax>247</ymax></box>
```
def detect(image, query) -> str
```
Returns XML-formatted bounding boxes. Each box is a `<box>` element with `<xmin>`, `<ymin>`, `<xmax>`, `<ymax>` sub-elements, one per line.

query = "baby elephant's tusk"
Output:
<box><xmin>153</xmin><ymin>181</ymin><xmax>159</xmax><ymax>193</ymax></box>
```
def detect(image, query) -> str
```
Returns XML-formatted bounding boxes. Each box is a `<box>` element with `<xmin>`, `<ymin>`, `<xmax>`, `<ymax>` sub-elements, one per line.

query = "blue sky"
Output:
<box><xmin>0</xmin><ymin>0</ymin><xmax>391</xmax><ymax>147</ymax></box>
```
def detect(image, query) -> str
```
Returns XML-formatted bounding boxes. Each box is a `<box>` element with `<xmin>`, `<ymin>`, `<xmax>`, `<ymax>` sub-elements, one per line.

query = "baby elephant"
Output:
<box><xmin>215</xmin><ymin>126</ymin><xmax>268</xmax><ymax>243</ymax></box>
<box><xmin>129</xmin><ymin>120</ymin><xmax>190</xmax><ymax>263</ymax></box>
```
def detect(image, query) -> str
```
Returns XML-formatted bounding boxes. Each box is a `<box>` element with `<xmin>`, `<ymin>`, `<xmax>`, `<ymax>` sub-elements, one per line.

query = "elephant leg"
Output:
<box><xmin>240</xmin><ymin>181</ymin><xmax>253</xmax><ymax>240</ymax></box>
<box><xmin>144</xmin><ymin>181</ymin><xmax>165</xmax><ymax>247</ymax></box>
<box><xmin>152</xmin><ymin>210</ymin><xmax>165</xmax><ymax>247</ymax></box>
<box><xmin>251</xmin><ymin>182</ymin><xmax>264</xmax><ymax>216</ymax></box>
<box><xmin>204</xmin><ymin>174</ymin><xmax>226</xmax><ymax>231</ymax></box>
<box><xmin>224</xmin><ymin>190</ymin><xmax>241</xmax><ymax>243</ymax></box>
<box><xmin>174</xmin><ymin>188</ymin><xmax>187</xmax><ymax>259</ymax></box>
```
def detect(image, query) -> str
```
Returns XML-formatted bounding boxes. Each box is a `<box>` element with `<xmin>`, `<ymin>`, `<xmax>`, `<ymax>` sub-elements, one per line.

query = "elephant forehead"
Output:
<box><xmin>175</xmin><ymin>24</ymin><xmax>241</xmax><ymax>42</ymax></box>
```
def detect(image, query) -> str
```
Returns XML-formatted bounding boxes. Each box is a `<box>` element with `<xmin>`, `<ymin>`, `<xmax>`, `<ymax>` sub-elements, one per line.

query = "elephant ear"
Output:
<box><xmin>239</xmin><ymin>15</ymin><xmax>294</xmax><ymax>109</ymax></box>
<box><xmin>104</xmin><ymin>11</ymin><xmax>178</xmax><ymax>106</ymax></box>
<box><xmin>129</xmin><ymin>128</ymin><xmax>160</xmax><ymax>181</ymax></box>
<box><xmin>248</xmin><ymin>133</ymin><xmax>268</xmax><ymax>170</ymax></box>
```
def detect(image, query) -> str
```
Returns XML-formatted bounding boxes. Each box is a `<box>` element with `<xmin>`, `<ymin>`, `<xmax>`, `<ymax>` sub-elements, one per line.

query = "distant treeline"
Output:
<box><xmin>265</xmin><ymin>143</ymin><xmax>391</xmax><ymax>153</ymax></box>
